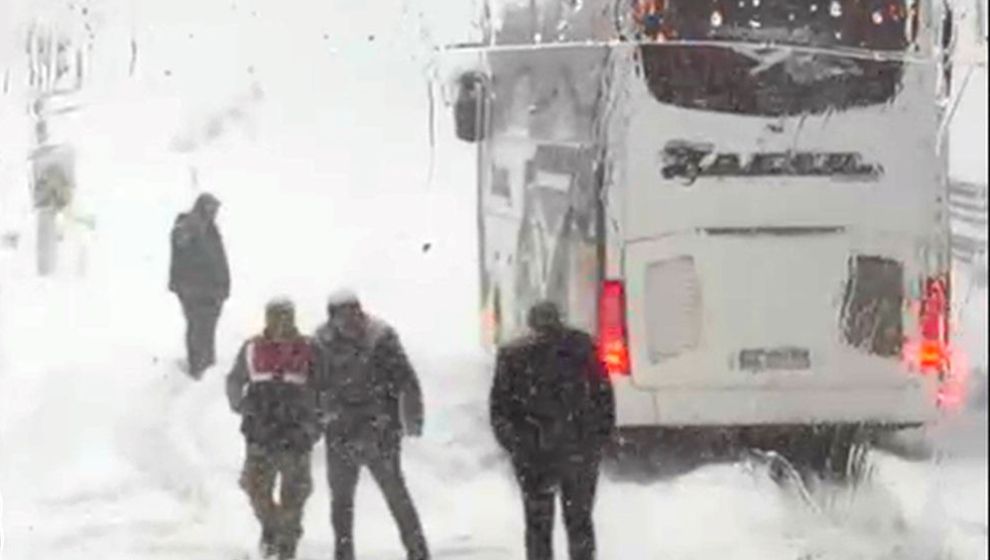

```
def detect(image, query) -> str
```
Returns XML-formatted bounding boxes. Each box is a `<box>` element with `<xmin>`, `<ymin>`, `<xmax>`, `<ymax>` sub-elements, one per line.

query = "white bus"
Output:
<box><xmin>451</xmin><ymin>0</ymin><xmax>955</xmax><ymax>466</ymax></box>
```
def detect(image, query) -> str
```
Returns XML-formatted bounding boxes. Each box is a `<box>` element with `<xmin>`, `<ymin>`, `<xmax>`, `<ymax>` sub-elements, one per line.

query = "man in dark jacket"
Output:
<box><xmin>169</xmin><ymin>192</ymin><xmax>230</xmax><ymax>378</ymax></box>
<box><xmin>314</xmin><ymin>290</ymin><xmax>429</xmax><ymax>560</ymax></box>
<box><xmin>227</xmin><ymin>298</ymin><xmax>321</xmax><ymax>560</ymax></box>
<box><xmin>490</xmin><ymin>301</ymin><xmax>615</xmax><ymax>560</ymax></box>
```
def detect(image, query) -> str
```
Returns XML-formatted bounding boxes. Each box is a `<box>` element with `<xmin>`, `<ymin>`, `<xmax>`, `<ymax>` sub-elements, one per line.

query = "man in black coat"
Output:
<box><xmin>314</xmin><ymin>290</ymin><xmax>429</xmax><ymax>560</ymax></box>
<box><xmin>490</xmin><ymin>301</ymin><xmax>615</xmax><ymax>560</ymax></box>
<box><xmin>169</xmin><ymin>192</ymin><xmax>230</xmax><ymax>378</ymax></box>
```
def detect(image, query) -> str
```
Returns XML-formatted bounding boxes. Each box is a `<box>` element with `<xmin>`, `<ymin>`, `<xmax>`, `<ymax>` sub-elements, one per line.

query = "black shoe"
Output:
<box><xmin>276</xmin><ymin>538</ymin><xmax>297</xmax><ymax>560</ymax></box>
<box><xmin>188</xmin><ymin>363</ymin><xmax>207</xmax><ymax>380</ymax></box>
<box><xmin>334</xmin><ymin>543</ymin><xmax>354</xmax><ymax>560</ymax></box>
<box><xmin>259</xmin><ymin>528</ymin><xmax>277</xmax><ymax>558</ymax></box>
<box><xmin>407</xmin><ymin>544</ymin><xmax>430</xmax><ymax>560</ymax></box>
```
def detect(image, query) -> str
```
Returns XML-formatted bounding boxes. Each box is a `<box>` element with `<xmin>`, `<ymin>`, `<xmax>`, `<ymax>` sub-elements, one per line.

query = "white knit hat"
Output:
<box><xmin>326</xmin><ymin>288</ymin><xmax>360</xmax><ymax>308</ymax></box>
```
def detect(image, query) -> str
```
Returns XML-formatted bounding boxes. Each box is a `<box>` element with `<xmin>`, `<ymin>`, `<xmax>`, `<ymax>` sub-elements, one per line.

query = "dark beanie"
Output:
<box><xmin>527</xmin><ymin>300</ymin><xmax>563</xmax><ymax>333</ymax></box>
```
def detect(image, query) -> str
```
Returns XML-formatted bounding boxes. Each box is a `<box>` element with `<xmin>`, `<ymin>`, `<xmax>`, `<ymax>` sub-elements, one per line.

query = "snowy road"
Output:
<box><xmin>0</xmin><ymin>285</ymin><xmax>986</xmax><ymax>559</ymax></box>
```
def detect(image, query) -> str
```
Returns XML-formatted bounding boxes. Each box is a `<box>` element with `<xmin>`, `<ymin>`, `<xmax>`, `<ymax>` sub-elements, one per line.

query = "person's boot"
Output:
<box><xmin>188</xmin><ymin>360</ymin><xmax>208</xmax><ymax>380</ymax></box>
<box><xmin>259</xmin><ymin>526</ymin><xmax>277</xmax><ymax>558</ymax></box>
<box><xmin>276</xmin><ymin>536</ymin><xmax>298</xmax><ymax>560</ymax></box>
<box><xmin>334</xmin><ymin>539</ymin><xmax>355</xmax><ymax>560</ymax></box>
<box><xmin>407</xmin><ymin>541</ymin><xmax>430</xmax><ymax>560</ymax></box>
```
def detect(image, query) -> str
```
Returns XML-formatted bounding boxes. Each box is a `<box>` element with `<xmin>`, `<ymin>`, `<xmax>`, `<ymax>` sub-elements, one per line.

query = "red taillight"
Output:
<box><xmin>918</xmin><ymin>276</ymin><xmax>950</xmax><ymax>374</ymax></box>
<box><xmin>918</xmin><ymin>340</ymin><xmax>945</xmax><ymax>370</ymax></box>
<box><xmin>598</xmin><ymin>280</ymin><xmax>630</xmax><ymax>376</ymax></box>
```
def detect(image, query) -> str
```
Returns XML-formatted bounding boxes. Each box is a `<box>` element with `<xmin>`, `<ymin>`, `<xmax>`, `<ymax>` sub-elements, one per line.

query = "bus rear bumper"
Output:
<box><xmin>612</xmin><ymin>376</ymin><xmax>940</xmax><ymax>428</ymax></box>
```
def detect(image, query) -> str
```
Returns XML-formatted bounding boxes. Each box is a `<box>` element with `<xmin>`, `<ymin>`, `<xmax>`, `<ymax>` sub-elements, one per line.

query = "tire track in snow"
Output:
<box><xmin>753</xmin><ymin>447</ymin><xmax>986</xmax><ymax>560</ymax></box>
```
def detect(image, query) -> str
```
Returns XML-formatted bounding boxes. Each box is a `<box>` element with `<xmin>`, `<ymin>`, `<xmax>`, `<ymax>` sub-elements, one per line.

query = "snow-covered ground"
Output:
<box><xmin>0</xmin><ymin>273</ymin><xmax>985</xmax><ymax>559</ymax></box>
<box><xmin>1</xmin><ymin>0</ymin><xmax>987</xmax><ymax>558</ymax></box>
<box><xmin>0</xmin><ymin>272</ymin><xmax>986</xmax><ymax>560</ymax></box>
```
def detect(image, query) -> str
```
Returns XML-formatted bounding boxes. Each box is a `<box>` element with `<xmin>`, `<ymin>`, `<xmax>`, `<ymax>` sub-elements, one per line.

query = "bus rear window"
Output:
<box><xmin>632</xmin><ymin>0</ymin><xmax>918</xmax><ymax>116</ymax></box>
<box><xmin>639</xmin><ymin>44</ymin><xmax>903</xmax><ymax>116</ymax></box>
<box><xmin>632</xmin><ymin>0</ymin><xmax>919</xmax><ymax>51</ymax></box>
<box><xmin>839</xmin><ymin>255</ymin><xmax>905</xmax><ymax>358</ymax></box>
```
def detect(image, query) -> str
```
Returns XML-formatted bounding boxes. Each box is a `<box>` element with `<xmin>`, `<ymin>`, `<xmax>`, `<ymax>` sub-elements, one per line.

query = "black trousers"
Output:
<box><xmin>178</xmin><ymin>294</ymin><xmax>223</xmax><ymax>377</ymax></box>
<box><xmin>512</xmin><ymin>453</ymin><xmax>600</xmax><ymax>560</ymax></box>
<box><xmin>325</xmin><ymin>437</ymin><xmax>429</xmax><ymax>560</ymax></box>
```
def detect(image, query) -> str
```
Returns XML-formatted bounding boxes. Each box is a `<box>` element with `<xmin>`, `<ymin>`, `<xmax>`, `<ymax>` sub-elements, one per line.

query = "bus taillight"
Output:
<box><xmin>918</xmin><ymin>275</ymin><xmax>950</xmax><ymax>375</ymax></box>
<box><xmin>599</xmin><ymin>280</ymin><xmax>631</xmax><ymax>377</ymax></box>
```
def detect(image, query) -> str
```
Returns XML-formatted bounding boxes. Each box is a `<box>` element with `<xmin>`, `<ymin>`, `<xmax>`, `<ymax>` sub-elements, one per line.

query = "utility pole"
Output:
<box><xmin>25</xmin><ymin>21</ymin><xmax>86</xmax><ymax>276</ymax></box>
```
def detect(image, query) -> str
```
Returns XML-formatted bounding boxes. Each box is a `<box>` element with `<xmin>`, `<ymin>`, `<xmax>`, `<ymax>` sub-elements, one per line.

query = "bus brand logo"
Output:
<box><xmin>660</xmin><ymin>141</ymin><xmax>884</xmax><ymax>185</ymax></box>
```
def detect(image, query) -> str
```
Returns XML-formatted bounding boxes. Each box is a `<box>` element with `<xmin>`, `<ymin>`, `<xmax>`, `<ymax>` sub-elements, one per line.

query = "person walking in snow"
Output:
<box><xmin>490</xmin><ymin>301</ymin><xmax>615</xmax><ymax>560</ymax></box>
<box><xmin>226</xmin><ymin>298</ymin><xmax>321</xmax><ymax>560</ymax></box>
<box><xmin>168</xmin><ymin>192</ymin><xmax>230</xmax><ymax>379</ymax></box>
<box><xmin>314</xmin><ymin>290</ymin><xmax>430</xmax><ymax>560</ymax></box>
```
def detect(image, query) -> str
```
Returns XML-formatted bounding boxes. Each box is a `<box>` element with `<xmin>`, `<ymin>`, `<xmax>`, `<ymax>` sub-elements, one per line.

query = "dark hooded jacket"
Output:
<box><xmin>314</xmin><ymin>317</ymin><xmax>424</xmax><ymax>450</ymax></box>
<box><xmin>168</xmin><ymin>194</ymin><xmax>230</xmax><ymax>299</ymax></box>
<box><xmin>490</xmin><ymin>327</ymin><xmax>615</xmax><ymax>463</ymax></box>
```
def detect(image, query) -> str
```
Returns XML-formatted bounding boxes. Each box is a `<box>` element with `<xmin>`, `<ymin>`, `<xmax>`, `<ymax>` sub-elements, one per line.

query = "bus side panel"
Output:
<box><xmin>478</xmin><ymin>47</ymin><xmax>609</xmax><ymax>344</ymax></box>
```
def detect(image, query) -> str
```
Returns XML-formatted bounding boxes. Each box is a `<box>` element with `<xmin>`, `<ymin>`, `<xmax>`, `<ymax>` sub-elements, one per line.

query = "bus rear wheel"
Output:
<box><xmin>604</xmin><ymin>425</ymin><xmax>877</xmax><ymax>485</ymax></box>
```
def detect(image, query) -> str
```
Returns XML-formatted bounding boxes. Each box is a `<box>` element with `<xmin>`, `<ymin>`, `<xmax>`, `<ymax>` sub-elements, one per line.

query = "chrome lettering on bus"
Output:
<box><xmin>659</xmin><ymin>141</ymin><xmax>884</xmax><ymax>185</ymax></box>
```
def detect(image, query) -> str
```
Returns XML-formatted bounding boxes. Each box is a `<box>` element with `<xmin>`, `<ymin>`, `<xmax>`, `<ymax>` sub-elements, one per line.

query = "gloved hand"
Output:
<box><xmin>405</xmin><ymin>419</ymin><xmax>424</xmax><ymax>438</ymax></box>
